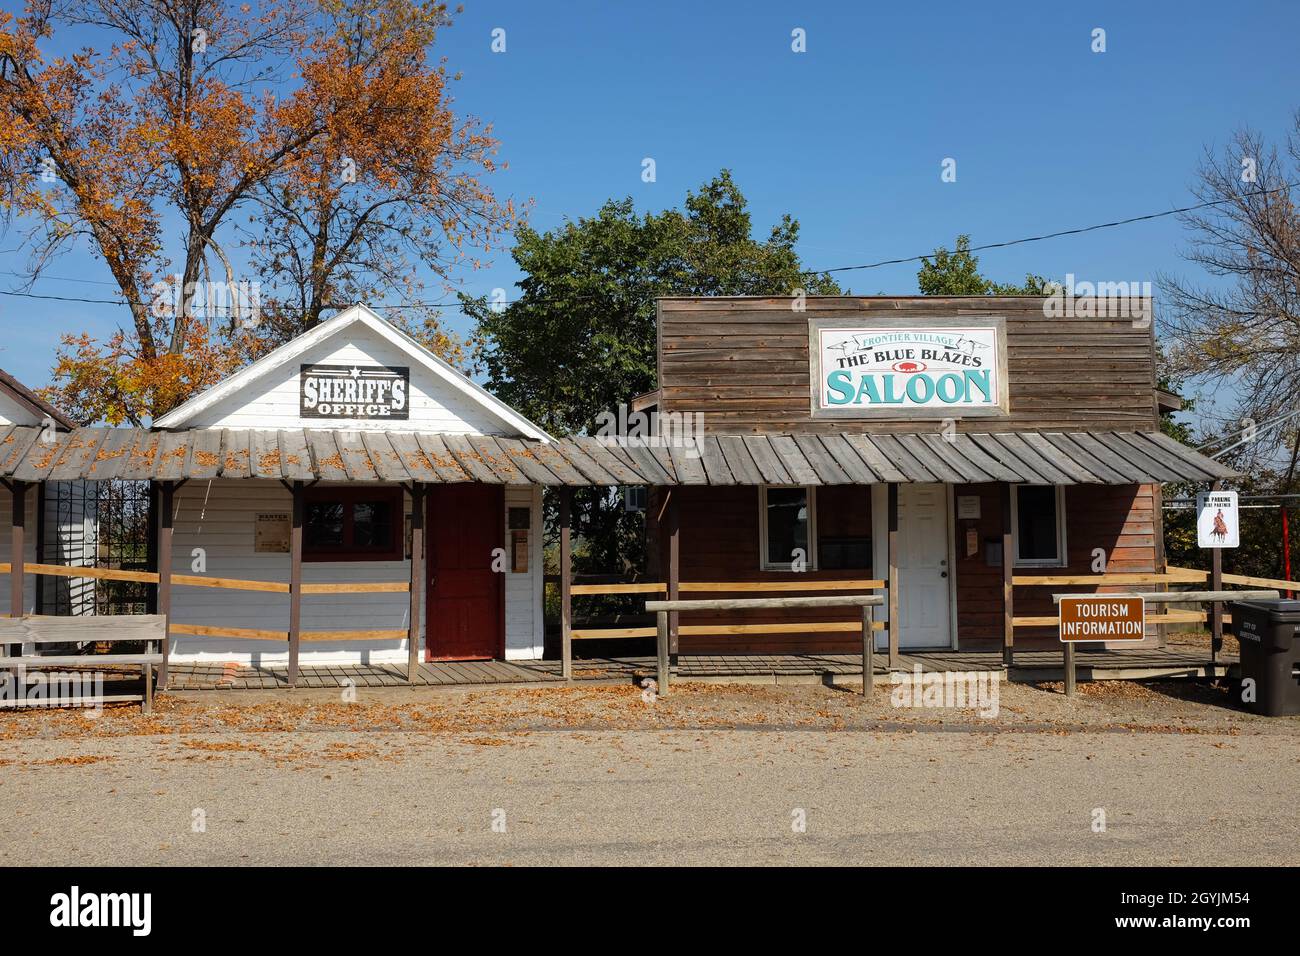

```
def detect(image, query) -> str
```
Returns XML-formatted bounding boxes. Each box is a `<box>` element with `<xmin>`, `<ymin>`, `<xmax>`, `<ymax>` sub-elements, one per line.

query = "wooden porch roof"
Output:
<box><xmin>0</xmin><ymin>425</ymin><xmax>1234</xmax><ymax>486</ymax></box>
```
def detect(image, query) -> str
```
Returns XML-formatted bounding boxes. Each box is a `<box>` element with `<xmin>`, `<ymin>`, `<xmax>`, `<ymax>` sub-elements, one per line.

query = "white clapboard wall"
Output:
<box><xmin>166</xmin><ymin>322</ymin><xmax>523</xmax><ymax>434</ymax></box>
<box><xmin>166</xmin><ymin>480</ymin><xmax>544</xmax><ymax>664</ymax></box>
<box><xmin>0</xmin><ymin>389</ymin><xmax>39</xmax><ymax>426</ymax></box>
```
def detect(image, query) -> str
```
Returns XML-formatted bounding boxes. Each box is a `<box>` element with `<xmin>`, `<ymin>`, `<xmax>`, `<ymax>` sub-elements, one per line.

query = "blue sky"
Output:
<box><xmin>2</xmin><ymin>0</ymin><xmax>1297</xmax><ymax>423</ymax></box>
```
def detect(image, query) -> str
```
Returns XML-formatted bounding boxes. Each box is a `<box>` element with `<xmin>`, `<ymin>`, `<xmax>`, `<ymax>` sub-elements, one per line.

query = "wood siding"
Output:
<box><xmin>166</xmin><ymin>479</ymin><xmax>544</xmax><ymax>663</ymax></box>
<box><xmin>656</xmin><ymin>297</ymin><xmax>1158</xmax><ymax>433</ymax></box>
<box><xmin>182</xmin><ymin>330</ymin><xmax>519</xmax><ymax>433</ymax></box>
<box><xmin>663</xmin><ymin>485</ymin><xmax>878</xmax><ymax>654</ymax></box>
<box><xmin>659</xmin><ymin>482</ymin><xmax>1160</xmax><ymax>654</ymax></box>
<box><xmin>953</xmin><ymin>482</ymin><xmax>1160</xmax><ymax>649</ymax></box>
<box><xmin>0</xmin><ymin>391</ymin><xmax>39</xmax><ymax>426</ymax></box>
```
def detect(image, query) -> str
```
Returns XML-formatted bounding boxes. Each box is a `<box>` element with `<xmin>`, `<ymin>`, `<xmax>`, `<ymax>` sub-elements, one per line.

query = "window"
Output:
<box><xmin>304</xmin><ymin>487</ymin><xmax>404</xmax><ymax>562</ymax></box>
<box><xmin>1011</xmin><ymin>484</ymin><xmax>1066</xmax><ymax>567</ymax></box>
<box><xmin>623</xmin><ymin>485</ymin><xmax>647</xmax><ymax>513</ymax></box>
<box><xmin>760</xmin><ymin>486</ymin><xmax>817</xmax><ymax>571</ymax></box>
<box><xmin>816</xmin><ymin>485</ymin><xmax>872</xmax><ymax>571</ymax></box>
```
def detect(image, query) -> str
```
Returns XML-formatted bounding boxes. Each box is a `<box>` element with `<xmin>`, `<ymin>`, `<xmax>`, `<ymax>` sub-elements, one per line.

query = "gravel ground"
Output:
<box><xmin>2</xmin><ymin>679</ymin><xmax>1297</xmax><ymax>866</ymax></box>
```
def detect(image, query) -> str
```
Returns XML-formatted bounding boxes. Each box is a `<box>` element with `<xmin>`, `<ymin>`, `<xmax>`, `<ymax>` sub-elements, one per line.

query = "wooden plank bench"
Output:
<box><xmin>0</xmin><ymin>615</ymin><xmax>165</xmax><ymax>712</ymax></box>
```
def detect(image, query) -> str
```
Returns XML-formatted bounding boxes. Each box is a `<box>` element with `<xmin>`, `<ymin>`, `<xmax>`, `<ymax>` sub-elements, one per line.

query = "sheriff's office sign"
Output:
<box><xmin>1058</xmin><ymin>594</ymin><xmax>1146</xmax><ymax>642</ymax></box>
<box><xmin>810</xmin><ymin>318</ymin><xmax>1007</xmax><ymax>419</ymax></box>
<box><xmin>300</xmin><ymin>364</ymin><xmax>409</xmax><ymax>420</ymax></box>
<box><xmin>1196</xmin><ymin>490</ymin><xmax>1239</xmax><ymax>549</ymax></box>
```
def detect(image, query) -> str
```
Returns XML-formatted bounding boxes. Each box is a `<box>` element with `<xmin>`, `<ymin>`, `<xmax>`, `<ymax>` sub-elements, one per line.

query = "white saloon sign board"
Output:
<box><xmin>810</xmin><ymin>318</ymin><xmax>1007</xmax><ymax>419</ymax></box>
<box><xmin>1196</xmin><ymin>490</ymin><xmax>1239</xmax><ymax>549</ymax></box>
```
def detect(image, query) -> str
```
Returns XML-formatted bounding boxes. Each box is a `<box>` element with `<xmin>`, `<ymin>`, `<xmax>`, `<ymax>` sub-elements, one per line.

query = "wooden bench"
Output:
<box><xmin>0</xmin><ymin>615</ymin><xmax>165</xmax><ymax>712</ymax></box>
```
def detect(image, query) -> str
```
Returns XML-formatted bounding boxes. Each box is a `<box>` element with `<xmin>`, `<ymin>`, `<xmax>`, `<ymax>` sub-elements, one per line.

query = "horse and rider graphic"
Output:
<box><xmin>1211</xmin><ymin>508</ymin><xmax>1229</xmax><ymax>543</ymax></box>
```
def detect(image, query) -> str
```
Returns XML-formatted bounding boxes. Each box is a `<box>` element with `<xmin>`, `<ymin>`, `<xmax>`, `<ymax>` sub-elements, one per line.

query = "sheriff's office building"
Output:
<box><xmin>0</xmin><ymin>298</ymin><xmax>1233</xmax><ymax>684</ymax></box>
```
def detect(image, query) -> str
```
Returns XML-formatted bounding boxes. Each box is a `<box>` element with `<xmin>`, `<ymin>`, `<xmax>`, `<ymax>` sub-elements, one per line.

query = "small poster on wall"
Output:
<box><xmin>1196</xmin><ymin>490</ymin><xmax>1239</xmax><ymax>549</ymax></box>
<box><xmin>255</xmin><ymin>513</ymin><xmax>291</xmax><ymax>553</ymax></box>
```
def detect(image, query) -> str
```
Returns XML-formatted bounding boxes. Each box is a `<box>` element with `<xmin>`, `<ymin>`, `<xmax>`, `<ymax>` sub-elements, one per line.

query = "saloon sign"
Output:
<box><xmin>811</xmin><ymin>321</ymin><xmax>1006</xmax><ymax>418</ymax></box>
<box><xmin>300</xmin><ymin>363</ymin><xmax>409</xmax><ymax>420</ymax></box>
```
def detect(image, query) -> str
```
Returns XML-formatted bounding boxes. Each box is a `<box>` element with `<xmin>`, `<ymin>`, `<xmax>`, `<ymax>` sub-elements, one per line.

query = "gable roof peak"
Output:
<box><xmin>151</xmin><ymin>304</ymin><xmax>550</xmax><ymax>440</ymax></box>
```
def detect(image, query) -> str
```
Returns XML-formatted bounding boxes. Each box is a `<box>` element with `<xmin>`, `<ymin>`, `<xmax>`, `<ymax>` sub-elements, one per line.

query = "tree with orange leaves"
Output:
<box><xmin>0</xmin><ymin>0</ymin><xmax>515</xmax><ymax>424</ymax></box>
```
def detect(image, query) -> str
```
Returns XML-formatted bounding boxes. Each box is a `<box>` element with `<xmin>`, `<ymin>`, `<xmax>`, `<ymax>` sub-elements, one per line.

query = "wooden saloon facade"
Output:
<box><xmin>623</xmin><ymin>296</ymin><xmax>1234</xmax><ymax>663</ymax></box>
<box><xmin>0</xmin><ymin>297</ymin><xmax>1234</xmax><ymax>686</ymax></box>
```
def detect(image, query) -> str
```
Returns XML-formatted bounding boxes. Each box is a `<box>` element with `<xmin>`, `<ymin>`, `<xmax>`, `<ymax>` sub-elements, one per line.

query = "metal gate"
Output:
<box><xmin>41</xmin><ymin>479</ymin><xmax>154</xmax><ymax>616</ymax></box>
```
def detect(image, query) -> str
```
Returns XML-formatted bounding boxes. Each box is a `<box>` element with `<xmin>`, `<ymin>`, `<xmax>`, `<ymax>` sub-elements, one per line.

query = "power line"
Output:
<box><xmin>0</xmin><ymin>289</ymin><xmax>132</xmax><ymax>306</ymax></box>
<box><xmin>1205</xmin><ymin>406</ymin><xmax>1300</xmax><ymax>461</ymax></box>
<box><xmin>3</xmin><ymin>181</ymin><xmax>1297</xmax><ymax>309</ymax></box>
<box><xmin>1196</xmin><ymin>405</ymin><xmax>1300</xmax><ymax>452</ymax></box>
<box><xmin>0</xmin><ymin>269</ymin><xmax>119</xmax><ymax>287</ymax></box>
<box><xmin>804</xmin><ymin>180</ymin><xmax>1300</xmax><ymax>275</ymax></box>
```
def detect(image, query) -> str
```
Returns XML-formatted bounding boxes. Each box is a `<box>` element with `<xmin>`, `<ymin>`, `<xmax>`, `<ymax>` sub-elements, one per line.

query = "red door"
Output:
<box><xmin>426</xmin><ymin>484</ymin><xmax>504</xmax><ymax>660</ymax></box>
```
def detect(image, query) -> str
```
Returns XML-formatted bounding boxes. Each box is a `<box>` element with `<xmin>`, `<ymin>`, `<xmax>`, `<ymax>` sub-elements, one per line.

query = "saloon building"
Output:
<box><xmin>631</xmin><ymin>296</ymin><xmax>1233</xmax><ymax>660</ymax></box>
<box><xmin>0</xmin><ymin>298</ymin><xmax>1233</xmax><ymax>685</ymax></box>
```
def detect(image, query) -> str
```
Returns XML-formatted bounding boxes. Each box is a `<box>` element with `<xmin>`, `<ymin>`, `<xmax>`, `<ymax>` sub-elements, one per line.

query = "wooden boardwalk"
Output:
<box><xmin>165</xmin><ymin>646</ymin><xmax>1235</xmax><ymax>691</ymax></box>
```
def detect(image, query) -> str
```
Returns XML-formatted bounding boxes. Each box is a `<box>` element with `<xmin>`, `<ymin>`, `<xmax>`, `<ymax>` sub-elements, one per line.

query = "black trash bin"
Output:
<box><xmin>1231</xmin><ymin>600</ymin><xmax>1300</xmax><ymax>716</ymax></box>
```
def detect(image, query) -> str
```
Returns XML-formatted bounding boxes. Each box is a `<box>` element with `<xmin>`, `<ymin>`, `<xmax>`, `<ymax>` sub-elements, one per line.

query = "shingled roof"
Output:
<box><xmin>0</xmin><ymin>426</ymin><xmax>1235</xmax><ymax>485</ymax></box>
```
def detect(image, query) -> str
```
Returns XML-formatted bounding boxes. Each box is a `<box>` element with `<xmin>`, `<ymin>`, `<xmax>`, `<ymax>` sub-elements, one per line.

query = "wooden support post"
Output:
<box><xmin>157</xmin><ymin>481</ymin><xmax>174</xmax><ymax>687</ymax></box>
<box><xmin>1001</xmin><ymin>483</ymin><xmax>1015</xmax><ymax>668</ymax></box>
<box><xmin>10</xmin><ymin>480</ymin><xmax>25</xmax><ymax>620</ymax></box>
<box><xmin>1210</xmin><ymin>546</ymin><xmax>1223</xmax><ymax>664</ymax></box>
<box><xmin>559</xmin><ymin>487</ymin><xmax>573</xmax><ymax>680</ymax></box>
<box><xmin>1063</xmin><ymin>641</ymin><xmax>1076</xmax><ymax>697</ymax></box>
<box><xmin>1152</xmin><ymin>483</ymin><xmax>1169</xmax><ymax>648</ymax></box>
<box><xmin>887</xmin><ymin>483</ymin><xmax>900</xmax><ymax>670</ymax></box>
<box><xmin>861</xmin><ymin>605</ymin><xmax>874</xmax><ymax>697</ymax></box>
<box><xmin>407</xmin><ymin>483</ymin><xmax>425</xmax><ymax>683</ymax></box>
<box><xmin>656</xmin><ymin>608</ymin><xmax>669</xmax><ymax>696</ymax></box>
<box><xmin>288</xmin><ymin>480</ymin><xmax>303</xmax><ymax>688</ymax></box>
<box><xmin>667</xmin><ymin>488</ymin><xmax>680</xmax><ymax>664</ymax></box>
<box><xmin>34</xmin><ymin>481</ymin><xmax>45</xmax><ymax>614</ymax></box>
<box><xmin>143</xmin><ymin>661</ymin><xmax>154</xmax><ymax>714</ymax></box>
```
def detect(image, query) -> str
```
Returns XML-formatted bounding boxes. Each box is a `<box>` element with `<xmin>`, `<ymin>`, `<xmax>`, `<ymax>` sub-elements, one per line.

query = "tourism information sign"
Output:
<box><xmin>1058</xmin><ymin>595</ymin><xmax>1147</xmax><ymax>643</ymax></box>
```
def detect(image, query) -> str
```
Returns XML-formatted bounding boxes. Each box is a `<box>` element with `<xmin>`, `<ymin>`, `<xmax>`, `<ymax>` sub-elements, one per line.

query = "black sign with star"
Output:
<box><xmin>300</xmin><ymin>363</ymin><xmax>410</xmax><ymax>420</ymax></box>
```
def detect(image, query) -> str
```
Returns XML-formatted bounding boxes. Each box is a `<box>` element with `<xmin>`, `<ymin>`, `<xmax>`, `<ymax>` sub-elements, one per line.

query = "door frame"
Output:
<box><xmin>872</xmin><ymin>483</ymin><xmax>958</xmax><ymax>651</ymax></box>
<box><xmin>425</xmin><ymin>483</ymin><xmax>505</xmax><ymax>661</ymax></box>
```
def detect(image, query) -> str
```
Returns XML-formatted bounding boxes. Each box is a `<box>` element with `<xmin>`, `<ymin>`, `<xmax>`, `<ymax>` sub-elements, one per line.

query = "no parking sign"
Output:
<box><xmin>1196</xmin><ymin>490</ymin><xmax>1239</xmax><ymax>548</ymax></box>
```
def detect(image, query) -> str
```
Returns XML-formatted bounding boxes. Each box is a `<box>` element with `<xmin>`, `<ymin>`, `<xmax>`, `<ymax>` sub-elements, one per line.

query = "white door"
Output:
<box><xmin>896</xmin><ymin>483</ymin><xmax>952</xmax><ymax>648</ymax></box>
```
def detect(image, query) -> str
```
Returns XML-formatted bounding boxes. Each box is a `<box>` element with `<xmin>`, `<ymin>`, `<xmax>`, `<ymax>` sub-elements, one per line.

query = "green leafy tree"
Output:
<box><xmin>917</xmin><ymin>235</ymin><xmax>1049</xmax><ymax>295</ymax></box>
<box><xmin>465</xmin><ymin>170</ymin><xmax>840</xmax><ymax>577</ymax></box>
<box><xmin>468</xmin><ymin>169</ymin><xmax>839</xmax><ymax>436</ymax></box>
